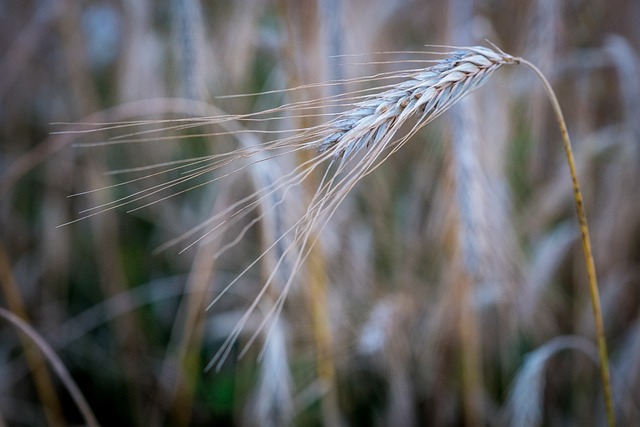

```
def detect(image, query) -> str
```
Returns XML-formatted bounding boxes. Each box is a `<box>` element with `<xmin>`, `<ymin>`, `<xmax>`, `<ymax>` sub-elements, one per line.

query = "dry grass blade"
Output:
<box><xmin>0</xmin><ymin>307</ymin><xmax>100</xmax><ymax>427</ymax></box>
<box><xmin>503</xmin><ymin>335</ymin><xmax>598</xmax><ymax>427</ymax></box>
<box><xmin>0</xmin><ymin>244</ymin><xmax>65</xmax><ymax>426</ymax></box>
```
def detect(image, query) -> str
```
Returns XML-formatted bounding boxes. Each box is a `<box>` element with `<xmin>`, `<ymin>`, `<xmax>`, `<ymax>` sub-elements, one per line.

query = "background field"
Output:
<box><xmin>2</xmin><ymin>1</ymin><xmax>640</xmax><ymax>426</ymax></box>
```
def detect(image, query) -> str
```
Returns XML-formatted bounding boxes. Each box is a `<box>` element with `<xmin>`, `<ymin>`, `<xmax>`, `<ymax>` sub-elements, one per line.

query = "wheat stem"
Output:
<box><xmin>517</xmin><ymin>58</ymin><xmax>616</xmax><ymax>427</ymax></box>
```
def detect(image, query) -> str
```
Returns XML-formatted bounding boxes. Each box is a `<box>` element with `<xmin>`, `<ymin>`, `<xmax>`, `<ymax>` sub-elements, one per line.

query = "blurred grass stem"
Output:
<box><xmin>0</xmin><ymin>244</ymin><xmax>66</xmax><ymax>427</ymax></box>
<box><xmin>0</xmin><ymin>305</ymin><xmax>100</xmax><ymax>427</ymax></box>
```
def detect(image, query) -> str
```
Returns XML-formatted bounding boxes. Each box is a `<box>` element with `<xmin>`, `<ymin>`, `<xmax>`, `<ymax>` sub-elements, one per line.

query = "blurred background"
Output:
<box><xmin>2</xmin><ymin>0</ymin><xmax>640</xmax><ymax>426</ymax></box>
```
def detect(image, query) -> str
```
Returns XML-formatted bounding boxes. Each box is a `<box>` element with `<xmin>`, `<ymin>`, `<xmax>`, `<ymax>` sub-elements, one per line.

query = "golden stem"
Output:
<box><xmin>518</xmin><ymin>58</ymin><xmax>616</xmax><ymax>427</ymax></box>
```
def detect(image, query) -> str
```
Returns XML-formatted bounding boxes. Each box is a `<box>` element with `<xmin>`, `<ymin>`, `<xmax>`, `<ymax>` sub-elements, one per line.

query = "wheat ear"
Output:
<box><xmin>318</xmin><ymin>46</ymin><xmax>519</xmax><ymax>159</ymax></box>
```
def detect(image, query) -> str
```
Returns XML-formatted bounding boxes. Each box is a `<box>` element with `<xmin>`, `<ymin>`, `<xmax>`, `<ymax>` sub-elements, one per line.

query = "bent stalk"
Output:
<box><xmin>517</xmin><ymin>57</ymin><xmax>616</xmax><ymax>427</ymax></box>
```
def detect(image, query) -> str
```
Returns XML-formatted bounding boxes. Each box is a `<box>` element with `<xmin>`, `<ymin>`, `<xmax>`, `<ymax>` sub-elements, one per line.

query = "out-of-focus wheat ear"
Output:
<box><xmin>517</xmin><ymin>57</ymin><xmax>616</xmax><ymax>427</ymax></box>
<box><xmin>451</xmin><ymin>76</ymin><xmax>521</xmax><ymax>299</ymax></box>
<box><xmin>604</xmin><ymin>35</ymin><xmax>640</xmax><ymax>139</ymax></box>
<box><xmin>282</xmin><ymin>3</ymin><xmax>344</xmax><ymax>425</ymax></box>
<box><xmin>520</xmin><ymin>222</ymin><xmax>576</xmax><ymax>333</ymax></box>
<box><xmin>243</xmin><ymin>312</ymin><xmax>294</xmax><ymax>427</ymax></box>
<box><xmin>449</xmin><ymin>98</ymin><xmax>489</xmax><ymax>426</ymax></box>
<box><xmin>172</xmin><ymin>0</ymin><xmax>208</xmax><ymax>102</ymax></box>
<box><xmin>118</xmin><ymin>1</ymin><xmax>165</xmax><ymax>102</ymax></box>
<box><xmin>451</xmin><ymin>67</ymin><xmax>524</xmax><ymax>409</ymax></box>
<box><xmin>502</xmin><ymin>336</ymin><xmax>597</xmax><ymax>427</ymax></box>
<box><xmin>147</xmin><ymin>4</ymin><xmax>218</xmax><ymax>424</ymax></box>
<box><xmin>221</xmin><ymin>0</ymin><xmax>267</xmax><ymax>87</ymax></box>
<box><xmin>197</xmin><ymin>122</ymin><xmax>330</xmax><ymax>373</ymax></box>
<box><xmin>446</xmin><ymin>27</ymin><xmax>521</xmax><ymax>417</ymax></box>
<box><xmin>611</xmin><ymin>320</ymin><xmax>640</xmax><ymax>424</ymax></box>
<box><xmin>593</xmin><ymin>36</ymin><xmax>640</xmax><ymax>332</ymax></box>
<box><xmin>320</xmin><ymin>0</ymin><xmax>344</xmax><ymax>98</ymax></box>
<box><xmin>523</xmin><ymin>0</ymin><xmax>560</xmax><ymax>69</ymax></box>
<box><xmin>356</xmin><ymin>295</ymin><xmax>417</xmax><ymax>427</ymax></box>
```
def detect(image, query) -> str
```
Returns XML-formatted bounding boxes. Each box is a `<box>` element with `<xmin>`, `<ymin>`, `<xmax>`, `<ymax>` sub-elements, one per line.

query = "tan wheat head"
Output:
<box><xmin>318</xmin><ymin>46</ymin><xmax>518</xmax><ymax>159</ymax></box>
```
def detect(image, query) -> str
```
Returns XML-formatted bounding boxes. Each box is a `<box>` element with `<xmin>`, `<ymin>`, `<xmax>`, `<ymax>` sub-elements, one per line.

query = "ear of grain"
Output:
<box><xmin>318</xmin><ymin>46</ymin><xmax>518</xmax><ymax>160</ymax></box>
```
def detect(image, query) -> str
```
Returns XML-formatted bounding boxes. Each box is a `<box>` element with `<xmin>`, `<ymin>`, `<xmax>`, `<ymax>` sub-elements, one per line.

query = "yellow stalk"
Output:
<box><xmin>517</xmin><ymin>58</ymin><xmax>616</xmax><ymax>427</ymax></box>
